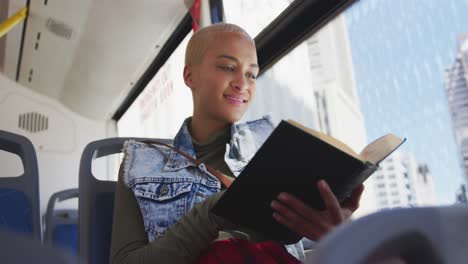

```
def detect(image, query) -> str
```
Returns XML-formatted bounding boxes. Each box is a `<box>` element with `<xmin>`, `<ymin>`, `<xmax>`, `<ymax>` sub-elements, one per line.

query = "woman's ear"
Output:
<box><xmin>183</xmin><ymin>65</ymin><xmax>194</xmax><ymax>89</ymax></box>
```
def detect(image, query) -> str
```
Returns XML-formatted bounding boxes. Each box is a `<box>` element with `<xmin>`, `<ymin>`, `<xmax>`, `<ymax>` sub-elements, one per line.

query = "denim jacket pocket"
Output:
<box><xmin>133</xmin><ymin>180</ymin><xmax>194</xmax><ymax>241</ymax></box>
<box><xmin>192</xmin><ymin>180</ymin><xmax>219</xmax><ymax>205</ymax></box>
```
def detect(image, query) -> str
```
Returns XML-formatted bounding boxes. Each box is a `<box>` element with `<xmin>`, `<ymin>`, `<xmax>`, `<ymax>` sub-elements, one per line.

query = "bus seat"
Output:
<box><xmin>309</xmin><ymin>205</ymin><xmax>468</xmax><ymax>264</ymax></box>
<box><xmin>0</xmin><ymin>130</ymin><xmax>41</xmax><ymax>240</ymax></box>
<box><xmin>0</xmin><ymin>230</ymin><xmax>77</xmax><ymax>264</ymax></box>
<box><xmin>44</xmin><ymin>188</ymin><xmax>79</xmax><ymax>255</ymax></box>
<box><xmin>78</xmin><ymin>137</ymin><xmax>172</xmax><ymax>264</ymax></box>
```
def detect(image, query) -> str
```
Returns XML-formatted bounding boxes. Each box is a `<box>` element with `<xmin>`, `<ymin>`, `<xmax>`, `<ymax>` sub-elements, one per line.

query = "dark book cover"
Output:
<box><xmin>211</xmin><ymin>120</ymin><xmax>378</xmax><ymax>244</ymax></box>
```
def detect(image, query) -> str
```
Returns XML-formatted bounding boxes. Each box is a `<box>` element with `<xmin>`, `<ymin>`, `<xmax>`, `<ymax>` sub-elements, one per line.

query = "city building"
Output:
<box><xmin>445</xmin><ymin>34</ymin><xmax>468</xmax><ymax>184</ymax></box>
<box><xmin>372</xmin><ymin>151</ymin><xmax>437</xmax><ymax>209</ymax></box>
<box><xmin>304</xmin><ymin>15</ymin><xmax>376</xmax><ymax>216</ymax></box>
<box><xmin>456</xmin><ymin>184</ymin><xmax>467</xmax><ymax>203</ymax></box>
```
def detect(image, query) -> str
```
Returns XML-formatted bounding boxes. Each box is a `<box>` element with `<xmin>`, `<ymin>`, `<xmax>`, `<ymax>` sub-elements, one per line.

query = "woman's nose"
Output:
<box><xmin>232</xmin><ymin>76</ymin><xmax>248</xmax><ymax>92</ymax></box>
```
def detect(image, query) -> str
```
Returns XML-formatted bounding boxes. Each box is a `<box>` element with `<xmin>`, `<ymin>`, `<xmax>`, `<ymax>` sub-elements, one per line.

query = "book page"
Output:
<box><xmin>359</xmin><ymin>134</ymin><xmax>406</xmax><ymax>165</ymax></box>
<box><xmin>287</xmin><ymin>119</ymin><xmax>362</xmax><ymax>161</ymax></box>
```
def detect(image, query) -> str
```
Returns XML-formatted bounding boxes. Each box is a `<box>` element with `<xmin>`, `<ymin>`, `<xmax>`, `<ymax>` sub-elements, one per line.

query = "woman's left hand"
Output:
<box><xmin>270</xmin><ymin>179</ymin><xmax>364</xmax><ymax>241</ymax></box>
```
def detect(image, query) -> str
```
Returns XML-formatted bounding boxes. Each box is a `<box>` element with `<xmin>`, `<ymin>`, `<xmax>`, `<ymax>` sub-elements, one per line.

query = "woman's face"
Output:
<box><xmin>186</xmin><ymin>31</ymin><xmax>259</xmax><ymax>124</ymax></box>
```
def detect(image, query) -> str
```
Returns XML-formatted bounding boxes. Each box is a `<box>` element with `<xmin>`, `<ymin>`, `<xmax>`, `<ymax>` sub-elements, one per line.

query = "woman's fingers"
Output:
<box><xmin>274</xmin><ymin>192</ymin><xmax>330</xmax><ymax>231</ymax></box>
<box><xmin>317</xmin><ymin>180</ymin><xmax>343</xmax><ymax>224</ymax></box>
<box><xmin>343</xmin><ymin>184</ymin><xmax>365</xmax><ymax>212</ymax></box>
<box><xmin>270</xmin><ymin>180</ymin><xmax>366</xmax><ymax>240</ymax></box>
<box><xmin>271</xmin><ymin>200</ymin><xmax>327</xmax><ymax>240</ymax></box>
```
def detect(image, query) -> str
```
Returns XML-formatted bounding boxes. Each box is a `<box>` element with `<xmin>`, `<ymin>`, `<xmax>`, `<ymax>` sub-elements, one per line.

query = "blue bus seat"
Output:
<box><xmin>78</xmin><ymin>137</ymin><xmax>172</xmax><ymax>264</ymax></box>
<box><xmin>0</xmin><ymin>230</ymin><xmax>77</xmax><ymax>263</ymax></box>
<box><xmin>0</xmin><ymin>130</ymin><xmax>41</xmax><ymax>240</ymax></box>
<box><xmin>44</xmin><ymin>188</ymin><xmax>79</xmax><ymax>255</ymax></box>
<box><xmin>310</xmin><ymin>205</ymin><xmax>468</xmax><ymax>264</ymax></box>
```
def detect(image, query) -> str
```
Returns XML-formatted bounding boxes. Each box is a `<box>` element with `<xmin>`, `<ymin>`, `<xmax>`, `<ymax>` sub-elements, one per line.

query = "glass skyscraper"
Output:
<box><xmin>445</xmin><ymin>34</ymin><xmax>468</xmax><ymax>184</ymax></box>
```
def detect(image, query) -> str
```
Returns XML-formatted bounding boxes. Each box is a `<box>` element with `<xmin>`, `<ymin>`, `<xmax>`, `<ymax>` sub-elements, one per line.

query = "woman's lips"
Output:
<box><xmin>224</xmin><ymin>95</ymin><xmax>247</xmax><ymax>105</ymax></box>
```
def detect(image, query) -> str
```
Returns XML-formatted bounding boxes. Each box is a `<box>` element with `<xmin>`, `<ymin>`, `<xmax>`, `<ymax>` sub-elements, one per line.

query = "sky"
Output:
<box><xmin>344</xmin><ymin>0</ymin><xmax>468</xmax><ymax>204</ymax></box>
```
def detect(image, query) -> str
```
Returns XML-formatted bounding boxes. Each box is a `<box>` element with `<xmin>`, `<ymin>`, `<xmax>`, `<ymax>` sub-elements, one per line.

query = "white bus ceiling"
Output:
<box><xmin>2</xmin><ymin>0</ymin><xmax>187</xmax><ymax>120</ymax></box>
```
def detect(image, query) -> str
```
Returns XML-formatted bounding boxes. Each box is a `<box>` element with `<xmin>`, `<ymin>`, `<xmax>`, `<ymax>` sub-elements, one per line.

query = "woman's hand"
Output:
<box><xmin>270</xmin><ymin>180</ymin><xmax>364</xmax><ymax>241</ymax></box>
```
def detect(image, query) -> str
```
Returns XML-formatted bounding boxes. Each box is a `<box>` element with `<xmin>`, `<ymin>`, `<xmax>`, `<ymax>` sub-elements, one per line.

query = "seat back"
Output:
<box><xmin>0</xmin><ymin>130</ymin><xmax>41</xmax><ymax>239</ymax></box>
<box><xmin>78</xmin><ymin>137</ymin><xmax>171</xmax><ymax>264</ymax></box>
<box><xmin>44</xmin><ymin>188</ymin><xmax>79</xmax><ymax>255</ymax></box>
<box><xmin>0</xmin><ymin>230</ymin><xmax>77</xmax><ymax>264</ymax></box>
<box><xmin>311</xmin><ymin>205</ymin><xmax>468</xmax><ymax>264</ymax></box>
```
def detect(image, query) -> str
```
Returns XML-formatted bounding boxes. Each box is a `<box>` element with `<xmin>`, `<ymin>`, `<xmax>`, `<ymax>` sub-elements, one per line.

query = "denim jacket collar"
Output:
<box><xmin>163</xmin><ymin>118</ymin><xmax>197</xmax><ymax>172</ymax></box>
<box><xmin>163</xmin><ymin>116</ymin><xmax>275</xmax><ymax>174</ymax></box>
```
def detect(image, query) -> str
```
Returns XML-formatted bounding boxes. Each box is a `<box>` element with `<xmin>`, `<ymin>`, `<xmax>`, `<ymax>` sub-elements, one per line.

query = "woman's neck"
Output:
<box><xmin>190</xmin><ymin>114</ymin><xmax>231</xmax><ymax>144</ymax></box>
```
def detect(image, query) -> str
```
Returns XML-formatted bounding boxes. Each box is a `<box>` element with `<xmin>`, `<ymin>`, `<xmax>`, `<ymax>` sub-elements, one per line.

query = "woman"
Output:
<box><xmin>110</xmin><ymin>23</ymin><xmax>364</xmax><ymax>264</ymax></box>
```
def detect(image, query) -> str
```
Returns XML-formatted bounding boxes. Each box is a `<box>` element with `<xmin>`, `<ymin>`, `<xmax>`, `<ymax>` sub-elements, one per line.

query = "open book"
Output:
<box><xmin>212</xmin><ymin>120</ymin><xmax>405</xmax><ymax>244</ymax></box>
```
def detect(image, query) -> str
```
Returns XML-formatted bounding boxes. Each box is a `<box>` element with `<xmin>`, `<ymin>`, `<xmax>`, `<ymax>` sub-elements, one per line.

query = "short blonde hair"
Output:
<box><xmin>185</xmin><ymin>23</ymin><xmax>254</xmax><ymax>66</ymax></box>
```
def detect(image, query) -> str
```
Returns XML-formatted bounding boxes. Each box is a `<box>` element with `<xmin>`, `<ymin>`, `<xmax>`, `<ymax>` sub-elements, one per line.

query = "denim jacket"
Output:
<box><xmin>122</xmin><ymin>116</ymin><xmax>305</xmax><ymax>262</ymax></box>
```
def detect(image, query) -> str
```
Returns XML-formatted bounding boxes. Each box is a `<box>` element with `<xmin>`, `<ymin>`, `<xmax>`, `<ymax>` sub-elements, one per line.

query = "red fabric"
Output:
<box><xmin>197</xmin><ymin>238</ymin><xmax>301</xmax><ymax>264</ymax></box>
<box><xmin>188</xmin><ymin>0</ymin><xmax>201</xmax><ymax>32</ymax></box>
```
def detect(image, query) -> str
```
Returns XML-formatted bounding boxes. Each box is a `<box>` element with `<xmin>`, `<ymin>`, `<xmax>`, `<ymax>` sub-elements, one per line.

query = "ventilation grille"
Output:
<box><xmin>18</xmin><ymin>112</ymin><xmax>49</xmax><ymax>133</ymax></box>
<box><xmin>46</xmin><ymin>18</ymin><xmax>73</xmax><ymax>40</ymax></box>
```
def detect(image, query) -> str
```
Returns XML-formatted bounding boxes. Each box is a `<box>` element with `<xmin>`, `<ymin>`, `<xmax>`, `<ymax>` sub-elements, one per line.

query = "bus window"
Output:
<box><xmin>117</xmin><ymin>32</ymin><xmax>193</xmax><ymax>139</ymax></box>
<box><xmin>222</xmin><ymin>0</ymin><xmax>468</xmax><ymax>216</ymax></box>
<box><xmin>223</xmin><ymin>0</ymin><xmax>292</xmax><ymax>38</ymax></box>
<box><xmin>344</xmin><ymin>0</ymin><xmax>468</xmax><ymax>211</ymax></box>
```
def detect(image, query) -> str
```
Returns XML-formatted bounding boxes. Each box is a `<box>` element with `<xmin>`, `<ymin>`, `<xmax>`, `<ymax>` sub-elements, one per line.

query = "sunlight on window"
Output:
<box><xmin>224</xmin><ymin>0</ymin><xmax>468</xmax><ymax>215</ymax></box>
<box><xmin>223</xmin><ymin>0</ymin><xmax>291</xmax><ymax>38</ymax></box>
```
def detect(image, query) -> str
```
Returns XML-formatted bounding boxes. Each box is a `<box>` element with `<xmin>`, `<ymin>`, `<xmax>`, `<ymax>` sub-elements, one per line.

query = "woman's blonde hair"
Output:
<box><xmin>185</xmin><ymin>23</ymin><xmax>254</xmax><ymax>66</ymax></box>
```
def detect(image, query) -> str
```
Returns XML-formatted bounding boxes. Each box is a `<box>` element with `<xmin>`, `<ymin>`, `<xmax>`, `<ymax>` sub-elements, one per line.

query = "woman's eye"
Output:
<box><xmin>220</xmin><ymin>66</ymin><xmax>234</xmax><ymax>72</ymax></box>
<box><xmin>247</xmin><ymin>73</ymin><xmax>257</xmax><ymax>80</ymax></box>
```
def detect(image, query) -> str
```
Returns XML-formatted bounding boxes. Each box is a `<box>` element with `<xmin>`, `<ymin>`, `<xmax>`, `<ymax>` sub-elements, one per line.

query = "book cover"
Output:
<box><xmin>211</xmin><ymin>120</ymin><xmax>404</xmax><ymax>244</ymax></box>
